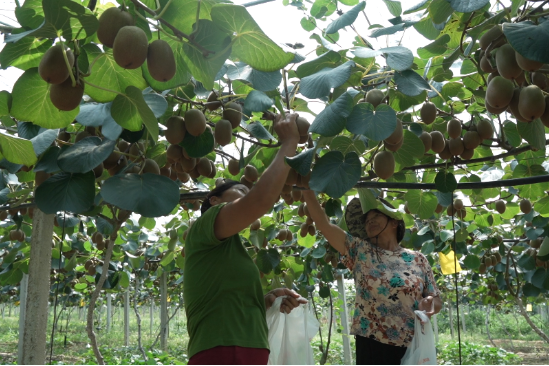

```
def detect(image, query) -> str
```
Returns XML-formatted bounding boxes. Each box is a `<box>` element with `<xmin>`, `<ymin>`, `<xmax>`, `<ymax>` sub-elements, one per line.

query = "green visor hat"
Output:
<box><xmin>345</xmin><ymin>196</ymin><xmax>404</xmax><ymax>241</ymax></box>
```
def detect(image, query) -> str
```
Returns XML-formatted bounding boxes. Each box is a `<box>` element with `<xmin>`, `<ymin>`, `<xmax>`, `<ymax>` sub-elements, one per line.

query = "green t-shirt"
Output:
<box><xmin>183</xmin><ymin>203</ymin><xmax>269</xmax><ymax>358</ymax></box>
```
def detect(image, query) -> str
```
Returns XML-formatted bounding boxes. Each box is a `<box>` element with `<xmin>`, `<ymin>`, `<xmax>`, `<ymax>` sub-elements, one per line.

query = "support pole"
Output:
<box><xmin>433</xmin><ymin>314</ymin><xmax>439</xmax><ymax>344</ymax></box>
<box><xmin>106</xmin><ymin>294</ymin><xmax>112</xmax><ymax>332</ymax></box>
<box><xmin>336</xmin><ymin>274</ymin><xmax>352</xmax><ymax>365</ymax></box>
<box><xmin>448</xmin><ymin>298</ymin><xmax>455</xmax><ymax>340</ymax></box>
<box><xmin>124</xmin><ymin>289</ymin><xmax>130</xmax><ymax>347</ymax></box>
<box><xmin>17</xmin><ymin>273</ymin><xmax>29</xmax><ymax>364</ymax></box>
<box><xmin>150</xmin><ymin>299</ymin><xmax>154</xmax><ymax>338</ymax></box>
<box><xmin>21</xmin><ymin>209</ymin><xmax>55</xmax><ymax>365</ymax></box>
<box><xmin>160</xmin><ymin>272</ymin><xmax>168</xmax><ymax>351</ymax></box>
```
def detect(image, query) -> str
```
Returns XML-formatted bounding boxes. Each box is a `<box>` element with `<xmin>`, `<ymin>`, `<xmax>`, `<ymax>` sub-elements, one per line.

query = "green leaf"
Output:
<box><xmin>404</xmin><ymin>0</ymin><xmax>429</xmax><ymax>14</ymax></box>
<box><xmin>319</xmin><ymin>286</ymin><xmax>330</xmax><ymax>298</ymax></box>
<box><xmin>35</xmin><ymin>172</ymin><xmax>95</xmax><ymax>214</ymax></box>
<box><xmin>535</xmin><ymin>195</ymin><xmax>549</xmax><ymax>217</ymax></box>
<box><xmin>296</xmin><ymin>51</ymin><xmax>342</xmax><ymax>78</ymax></box>
<box><xmin>182</xmin><ymin>19</ymin><xmax>232</xmax><ymax>90</ymax></box>
<box><xmin>227</xmin><ymin>62</ymin><xmax>282</xmax><ymax>92</ymax></box>
<box><xmin>111</xmin><ymin>86</ymin><xmax>159</xmax><ymax>141</ymax></box>
<box><xmin>353</xmin><ymin>46</ymin><xmax>413</xmax><ymax>71</ymax></box>
<box><xmin>394</xmin><ymin>70</ymin><xmax>431</xmax><ymax>96</ymax></box>
<box><xmin>11</xmin><ymin>68</ymin><xmax>77</xmax><ymax>129</ymax></box>
<box><xmin>57</xmin><ymin>137</ymin><xmax>116</xmax><ymax>173</ymax></box>
<box><xmin>503</xmin><ymin>120</ymin><xmax>522</xmax><ymax>148</ymax></box>
<box><xmin>0</xmin><ymin>91</ymin><xmax>11</xmax><ymax>117</ymax></box>
<box><xmin>101</xmin><ymin>173</ymin><xmax>180</xmax><ymax>217</ymax></box>
<box><xmin>285</xmin><ymin>148</ymin><xmax>316</xmax><ymax>176</ymax></box>
<box><xmin>413</xmin><ymin>17</ymin><xmax>440</xmax><ymax>40</ymax></box>
<box><xmin>329</xmin><ymin>136</ymin><xmax>366</xmax><ymax>156</ymax></box>
<box><xmin>523</xmin><ymin>282</ymin><xmax>541</xmax><ymax>298</ymax></box>
<box><xmin>429</xmin><ymin>0</ymin><xmax>454</xmax><ymax>24</ymax></box>
<box><xmin>435</xmin><ymin>170</ymin><xmax>457</xmax><ymax>193</ymax></box>
<box><xmin>447</xmin><ymin>0</ymin><xmax>490</xmax><ymax>12</ymax></box>
<box><xmin>370</xmin><ymin>23</ymin><xmax>407</xmax><ymax>38</ymax></box>
<box><xmin>346</xmin><ymin>103</ymin><xmax>397</xmax><ymax>140</ymax></box>
<box><xmin>179</xmin><ymin>127</ymin><xmax>214</xmax><ymax>158</ymax></box>
<box><xmin>531</xmin><ymin>268</ymin><xmax>549</xmax><ymax>290</ymax></box>
<box><xmin>256</xmin><ymin>248</ymin><xmax>281</xmax><ymax>274</ymax></box>
<box><xmin>309</xmin><ymin>92</ymin><xmax>354</xmax><ymax>136</ymax></box>
<box><xmin>301</xmin><ymin>16</ymin><xmax>317</xmax><ymax>32</ymax></box>
<box><xmin>0</xmin><ymin>37</ymin><xmax>52</xmax><ymax>70</ymax></box>
<box><xmin>119</xmin><ymin>271</ymin><xmax>130</xmax><ymax>288</ymax></box>
<box><xmin>504</xmin><ymin>21</ymin><xmax>549</xmax><ymax>64</ymax></box>
<box><xmin>383</xmin><ymin>0</ymin><xmax>402</xmax><ymax>16</ymax></box>
<box><xmin>211</xmin><ymin>5</ymin><xmax>294</xmax><ymax>71</ymax></box>
<box><xmin>243</xmin><ymin>90</ymin><xmax>273</xmax><ymax>112</ymax></box>
<box><xmin>312</xmin><ymin>246</ymin><xmax>327</xmax><ymax>258</ymax></box>
<box><xmin>299</xmin><ymin>61</ymin><xmax>355</xmax><ymax>98</ymax></box>
<box><xmin>0</xmin><ymin>132</ymin><xmax>37</xmax><ymax>166</ymax></box>
<box><xmin>82</xmin><ymin>44</ymin><xmax>148</xmax><ymax>103</ymax></box>
<box><xmin>394</xmin><ymin>130</ymin><xmax>425</xmax><ymax>171</ymax></box>
<box><xmin>517</xmin><ymin>119</ymin><xmax>546</xmax><ymax>151</ymax></box>
<box><xmin>463</xmin><ymin>254</ymin><xmax>481</xmax><ymax>270</ymax></box>
<box><xmin>245</xmin><ymin>122</ymin><xmax>275</xmax><ymax>141</ymax></box>
<box><xmin>325</xmin><ymin>2</ymin><xmax>365</xmax><ymax>34</ymax></box>
<box><xmin>309</xmin><ymin>151</ymin><xmax>362</xmax><ymax>198</ymax></box>
<box><xmin>15</xmin><ymin>0</ymin><xmax>44</xmax><ymax>29</ymax></box>
<box><xmin>156</xmin><ymin>0</ymin><xmax>220</xmax><ymax>35</ymax></box>
<box><xmin>405</xmin><ymin>190</ymin><xmax>438</xmax><ymax>219</ymax></box>
<box><xmin>297</xmin><ymin>234</ymin><xmax>316</xmax><ymax>248</ymax></box>
<box><xmin>417</xmin><ymin>34</ymin><xmax>451</xmax><ymax>59</ymax></box>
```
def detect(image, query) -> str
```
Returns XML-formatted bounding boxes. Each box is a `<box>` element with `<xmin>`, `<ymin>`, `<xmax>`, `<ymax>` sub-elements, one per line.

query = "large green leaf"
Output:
<box><xmin>325</xmin><ymin>2</ymin><xmax>365</xmax><ymax>34</ymax></box>
<box><xmin>296</xmin><ymin>51</ymin><xmax>342</xmax><ymax>78</ymax></box>
<box><xmin>100</xmin><ymin>173</ymin><xmax>180</xmax><ymax>217</ymax></box>
<box><xmin>82</xmin><ymin>44</ymin><xmax>148</xmax><ymax>103</ymax></box>
<box><xmin>285</xmin><ymin>148</ymin><xmax>316</xmax><ymax>176</ymax></box>
<box><xmin>353</xmin><ymin>46</ymin><xmax>413</xmax><ymax>71</ymax></box>
<box><xmin>429</xmin><ymin>0</ymin><xmax>454</xmax><ymax>24</ymax></box>
<box><xmin>244</xmin><ymin>90</ymin><xmax>273</xmax><ymax>112</ymax></box>
<box><xmin>463</xmin><ymin>255</ymin><xmax>481</xmax><ymax>270</ymax></box>
<box><xmin>110</xmin><ymin>86</ymin><xmax>159</xmax><ymax>141</ymax></box>
<box><xmin>256</xmin><ymin>248</ymin><xmax>281</xmax><ymax>274</ymax></box>
<box><xmin>531</xmin><ymin>268</ymin><xmax>549</xmax><ymax>290</ymax></box>
<box><xmin>157</xmin><ymin>0</ymin><xmax>220</xmax><ymax>35</ymax></box>
<box><xmin>0</xmin><ymin>37</ymin><xmax>52</xmax><ymax>70</ymax></box>
<box><xmin>0</xmin><ymin>91</ymin><xmax>10</xmax><ymax>117</ymax></box>
<box><xmin>10</xmin><ymin>68</ymin><xmax>77</xmax><ymax>128</ymax></box>
<box><xmin>0</xmin><ymin>132</ymin><xmax>37</xmax><ymax>166</ymax></box>
<box><xmin>245</xmin><ymin>122</ymin><xmax>275</xmax><ymax>141</ymax></box>
<box><xmin>383</xmin><ymin>0</ymin><xmax>402</xmax><ymax>16</ymax></box>
<box><xmin>517</xmin><ymin>119</ymin><xmax>546</xmax><ymax>151</ymax></box>
<box><xmin>394</xmin><ymin>70</ymin><xmax>432</xmax><ymax>96</ymax></box>
<box><xmin>299</xmin><ymin>61</ymin><xmax>355</xmax><ymax>98</ymax></box>
<box><xmin>417</xmin><ymin>34</ymin><xmax>451</xmax><ymax>59</ymax></box>
<box><xmin>15</xmin><ymin>0</ymin><xmax>44</xmax><ymax>29</ymax></box>
<box><xmin>535</xmin><ymin>195</ymin><xmax>549</xmax><ymax>217</ymax></box>
<box><xmin>179</xmin><ymin>127</ymin><xmax>214</xmax><ymax>158</ymax></box>
<box><xmin>394</xmin><ymin>130</ymin><xmax>425</xmax><ymax>171</ymax></box>
<box><xmin>35</xmin><ymin>172</ymin><xmax>95</xmax><ymax>214</ymax></box>
<box><xmin>435</xmin><ymin>170</ymin><xmax>457</xmax><ymax>193</ymax></box>
<box><xmin>211</xmin><ymin>5</ymin><xmax>294</xmax><ymax>71</ymax></box>
<box><xmin>329</xmin><ymin>136</ymin><xmax>366</xmax><ymax>156</ymax></box>
<box><xmin>346</xmin><ymin>103</ymin><xmax>397</xmax><ymax>140</ymax></box>
<box><xmin>57</xmin><ymin>137</ymin><xmax>116</xmax><ymax>173</ymax></box>
<box><xmin>447</xmin><ymin>0</ymin><xmax>490</xmax><ymax>12</ymax></box>
<box><xmin>309</xmin><ymin>151</ymin><xmax>362</xmax><ymax>198</ymax></box>
<box><xmin>404</xmin><ymin>190</ymin><xmax>438</xmax><ymax>219</ymax></box>
<box><xmin>226</xmin><ymin>62</ymin><xmax>282</xmax><ymax>92</ymax></box>
<box><xmin>309</xmin><ymin>91</ymin><xmax>354</xmax><ymax>136</ymax></box>
<box><xmin>182</xmin><ymin>19</ymin><xmax>232</xmax><ymax>90</ymax></box>
<box><xmin>370</xmin><ymin>23</ymin><xmax>407</xmax><ymax>38</ymax></box>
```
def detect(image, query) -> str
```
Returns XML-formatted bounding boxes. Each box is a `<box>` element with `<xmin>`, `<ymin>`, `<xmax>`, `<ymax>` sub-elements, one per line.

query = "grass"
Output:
<box><xmin>1</xmin><ymin>302</ymin><xmax>548</xmax><ymax>364</ymax></box>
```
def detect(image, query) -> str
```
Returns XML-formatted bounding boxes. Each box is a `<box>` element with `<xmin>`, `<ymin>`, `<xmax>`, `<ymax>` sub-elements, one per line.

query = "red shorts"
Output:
<box><xmin>188</xmin><ymin>346</ymin><xmax>269</xmax><ymax>365</ymax></box>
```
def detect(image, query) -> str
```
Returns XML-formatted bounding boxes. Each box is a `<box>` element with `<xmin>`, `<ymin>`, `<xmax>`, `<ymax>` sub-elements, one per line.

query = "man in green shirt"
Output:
<box><xmin>184</xmin><ymin>113</ymin><xmax>307</xmax><ymax>364</ymax></box>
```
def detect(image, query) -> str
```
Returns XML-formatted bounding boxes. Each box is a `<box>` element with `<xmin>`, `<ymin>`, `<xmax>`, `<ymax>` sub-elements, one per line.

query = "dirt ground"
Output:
<box><xmin>493</xmin><ymin>339</ymin><xmax>549</xmax><ymax>365</ymax></box>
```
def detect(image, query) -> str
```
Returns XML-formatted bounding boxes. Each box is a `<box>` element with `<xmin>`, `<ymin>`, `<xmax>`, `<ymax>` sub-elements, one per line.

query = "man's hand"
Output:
<box><xmin>273</xmin><ymin>113</ymin><xmax>300</xmax><ymax>145</ymax></box>
<box><xmin>265</xmin><ymin>288</ymin><xmax>308</xmax><ymax>314</ymax></box>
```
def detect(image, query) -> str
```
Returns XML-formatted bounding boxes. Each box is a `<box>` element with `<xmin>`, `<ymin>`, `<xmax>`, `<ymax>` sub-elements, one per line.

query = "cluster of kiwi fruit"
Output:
<box><xmin>524</xmin><ymin>246</ymin><xmax>549</xmax><ymax>269</ymax></box>
<box><xmin>98</xmin><ymin>7</ymin><xmax>176</xmax><ymax>81</ymax></box>
<box><xmin>478</xmin><ymin>250</ymin><xmax>502</xmax><ymax>273</ymax></box>
<box><xmin>297</xmin><ymin>202</ymin><xmax>316</xmax><ymax>237</ymax></box>
<box><xmin>276</xmin><ymin>228</ymin><xmax>294</xmax><ymax>242</ymax></box>
<box><xmin>483</xmin><ymin>283</ymin><xmax>502</xmax><ymax>303</ymax></box>
<box><xmin>0</xmin><ymin>207</ymin><xmax>33</xmax><ymax>221</ymax></box>
<box><xmin>91</xmin><ymin>231</ymin><xmax>107</xmax><ymax>250</ymax></box>
<box><xmin>84</xmin><ymin>258</ymin><xmax>100</xmax><ymax>276</ymax></box>
<box><xmin>39</xmin><ymin>43</ymin><xmax>84</xmax><ymax>111</ymax></box>
<box><xmin>280</xmin><ymin>169</ymin><xmax>311</xmax><ymax>205</ymax></box>
<box><xmin>324</xmin><ymin>251</ymin><xmax>339</xmax><ymax>268</ymax></box>
<box><xmin>8</xmin><ymin>229</ymin><xmax>25</xmax><ymax>242</ymax></box>
<box><xmin>479</xmin><ymin>24</ymin><xmax>549</xmax><ymax>125</ymax></box>
<box><xmin>446</xmin><ymin>199</ymin><xmax>467</xmax><ymax>219</ymax></box>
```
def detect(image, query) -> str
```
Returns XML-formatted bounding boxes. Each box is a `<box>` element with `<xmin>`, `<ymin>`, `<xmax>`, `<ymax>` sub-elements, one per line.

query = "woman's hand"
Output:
<box><xmin>265</xmin><ymin>288</ymin><xmax>308</xmax><ymax>314</ymax></box>
<box><xmin>273</xmin><ymin>113</ymin><xmax>300</xmax><ymax>145</ymax></box>
<box><xmin>418</xmin><ymin>296</ymin><xmax>438</xmax><ymax>317</ymax></box>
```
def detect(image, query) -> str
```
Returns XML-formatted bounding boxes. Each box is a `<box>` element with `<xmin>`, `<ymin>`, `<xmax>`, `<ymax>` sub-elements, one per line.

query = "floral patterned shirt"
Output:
<box><xmin>341</xmin><ymin>233</ymin><xmax>440</xmax><ymax>347</ymax></box>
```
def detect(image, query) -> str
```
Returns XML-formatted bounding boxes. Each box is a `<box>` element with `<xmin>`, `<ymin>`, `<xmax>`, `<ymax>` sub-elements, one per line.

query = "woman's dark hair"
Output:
<box><xmin>200</xmin><ymin>179</ymin><xmax>242</xmax><ymax>215</ymax></box>
<box><xmin>365</xmin><ymin>209</ymin><xmax>405</xmax><ymax>243</ymax></box>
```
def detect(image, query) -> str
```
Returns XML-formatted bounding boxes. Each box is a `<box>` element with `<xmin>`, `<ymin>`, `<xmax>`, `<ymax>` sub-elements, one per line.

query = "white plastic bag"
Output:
<box><xmin>266</xmin><ymin>296</ymin><xmax>320</xmax><ymax>365</ymax></box>
<box><xmin>401</xmin><ymin>310</ymin><xmax>437</xmax><ymax>365</ymax></box>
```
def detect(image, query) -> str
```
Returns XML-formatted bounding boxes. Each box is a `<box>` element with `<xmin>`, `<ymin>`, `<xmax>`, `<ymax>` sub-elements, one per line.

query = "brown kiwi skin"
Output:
<box><xmin>223</xmin><ymin>102</ymin><xmax>242</xmax><ymax>129</ymax></box>
<box><xmin>39</xmin><ymin>44</ymin><xmax>75</xmax><ymax>84</ymax></box>
<box><xmin>420</xmin><ymin>102</ymin><xmax>437</xmax><ymax>125</ymax></box>
<box><xmin>97</xmin><ymin>7</ymin><xmax>135</xmax><ymax>48</ymax></box>
<box><xmin>113</xmin><ymin>26</ymin><xmax>148</xmax><ymax>69</ymax></box>
<box><xmin>50</xmin><ymin>78</ymin><xmax>84</xmax><ymax>111</ymax></box>
<box><xmin>165</xmin><ymin>116</ymin><xmax>186</xmax><ymax>145</ymax></box>
<box><xmin>184</xmin><ymin>109</ymin><xmax>207</xmax><ymax>136</ymax></box>
<box><xmin>147</xmin><ymin>39</ymin><xmax>176</xmax><ymax>82</ymax></box>
<box><xmin>373</xmin><ymin>151</ymin><xmax>394</xmax><ymax>180</ymax></box>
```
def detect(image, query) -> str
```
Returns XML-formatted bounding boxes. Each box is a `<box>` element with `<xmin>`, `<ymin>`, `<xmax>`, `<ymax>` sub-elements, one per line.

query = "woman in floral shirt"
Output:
<box><xmin>302</xmin><ymin>192</ymin><xmax>442</xmax><ymax>365</ymax></box>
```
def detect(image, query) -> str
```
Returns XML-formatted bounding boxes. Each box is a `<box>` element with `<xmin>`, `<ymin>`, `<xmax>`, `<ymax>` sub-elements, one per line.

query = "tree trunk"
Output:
<box><xmin>336</xmin><ymin>274</ymin><xmax>352</xmax><ymax>365</ymax></box>
<box><xmin>433</xmin><ymin>314</ymin><xmax>439</xmax><ymax>344</ymax></box>
<box><xmin>461</xmin><ymin>306</ymin><xmax>466</xmax><ymax>333</ymax></box>
<box><xmin>21</xmin><ymin>209</ymin><xmax>54</xmax><ymax>365</ymax></box>
<box><xmin>485</xmin><ymin>305</ymin><xmax>497</xmax><ymax>347</ymax></box>
<box><xmin>106</xmin><ymin>294</ymin><xmax>112</xmax><ymax>332</ymax></box>
<box><xmin>17</xmin><ymin>273</ymin><xmax>29</xmax><ymax>364</ymax></box>
<box><xmin>124</xmin><ymin>289</ymin><xmax>130</xmax><ymax>347</ymax></box>
<box><xmin>448</xmin><ymin>298</ymin><xmax>454</xmax><ymax>339</ymax></box>
<box><xmin>517</xmin><ymin>297</ymin><xmax>549</xmax><ymax>343</ymax></box>
<box><xmin>160</xmin><ymin>272</ymin><xmax>168</xmax><ymax>351</ymax></box>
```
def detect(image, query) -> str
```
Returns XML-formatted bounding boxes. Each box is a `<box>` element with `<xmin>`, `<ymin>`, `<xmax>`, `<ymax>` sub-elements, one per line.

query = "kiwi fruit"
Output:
<box><xmin>39</xmin><ymin>44</ymin><xmax>75</xmax><ymax>84</ymax></box>
<box><xmin>508</xmin><ymin>88</ymin><xmax>528</xmax><ymax>122</ymax></box>
<box><xmin>438</xmin><ymin>141</ymin><xmax>452</xmax><ymax>160</ymax></box>
<box><xmin>228</xmin><ymin>159</ymin><xmax>240</xmax><ymax>175</ymax></box>
<box><xmin>476</xmin><ymin>119</ymin><xmax>493</xmax><ymax>140</ymax></box>
<box><xmin>478</xmin><ymin>263</ymin><xmax>487</xmax><ymax>274</ymax></box>
<box><xmin>165</xmin><ymin>116</ymin><xmax>186</xmax><ymax>145</ymax></box>
<box><xmin>298</xmin><ymin>203</ymin><xmax>305</xmax><ymax>217</ymax></box>
<box><xmin>299</xmin><ymin>222</ymin><xmax>308</xmax><ymax>237</ymax></box>
<box><xmin>495</xmin><ymin>200</ymin><xmax>506</xmax><ymax>214</ymax></box>
<box><xmin>479</xmin><ymin>25</ymin><xmax>504</xmax><ymax>50</ymax></box>
<box><xmin>97</xmin><ymin>7</ymin><xmax>135</xmax><ymax>48</ymax></box>
<box><xmin>291</xmin><ymin>187</ymin><xmax>302</xmax><ymax>202</ymax></box>
<box><xmin>160</xmin><ymin>166</ymin><xmax>171</xmax><ymax>178</ymax></box>
<box><xmin>147</xmin><ymin>39</ymin><xmax>176</xmax><ymax>82</ymax></box>
<box><xmin>516</xmin><ymin>51</ymin><xmax>543</xmax><ymax>72</ymax></box>
<box><xmin>453</xmin><ymin>199</ymin><xmax>464</xmax><ymax>210</ymax></box>
<box><xmin>486</xmin><ymin>76</ymin><xmax>514</xmax><ymax>108</ymax></box>
<box><xmin>166</xmin><ymin>144</ymin><xmax>183</xmax><ymax>162</ymax></box>
<box><xmin>463</xmin><ymin>131</ymin><xmax>481</xmax><ymax>150</ymax></box>
<box><xmin>223</xmin><ymin>102</ymin><xmax>242</xmax><ymax>129</ymax></box>
<box><xmin>296</xmin><ymin>117</ymin><xmax>310</xmax><ymax>136</ymax></box>
<box><xmin>459</xmin><ymin>147</ymin><xmax>473</xmax><ymax>161</ymax></box>
<box><xmin>430</xmin><ymin>131</ymin><xmax>445</xmax><ymax>153</ymax></box>
<box><xmin>518</xmin><ymin>85</ymin><xmax>545</xmax><ymax>121</ymax></box>
<box><xmin>118</xmin><ymin>140</ymin><xmax>130</xmax><ymax>152</ymax></box>
<box><xmin>384</xmin><ymin>119</ymin><xmax>403</xmax><ymax>145</ymax></box>
<box><xmin>298</xmin><ymin>134</ymin><xmax>309</xmax><ymax>144</ymax></box>
<box><xmin>75</xmin><ymin>131</ymin><xmax>91</xmax><ymax>143</ymax></box>
<box><xmin>419</xmin><ymin>131</ymin><xmax>432</xmax><ymax>153</ymax></box>
<box><xmin>373</xmin><ymin>151</ymin><xmax>394</xmax><ymax>180</ymax></box>
<box><xmin>179</xmin><ymin>156</ymin><xmax>196</xmax><ymax>172</ymax></box>
<box><xmin>244</xmin><ymin>165</ymin><xmax>259</xmax><ymax>182</ymax></box>
<box><xmin>196</xmin><ymin>158</ymin><xmax>212</xmax><ymax>177</ymax></box>
<box><xmin>480</xmin><ymin>55</ymin><xmax>496</xmax><ymax>73</ymax></box>
<box><xmin>286</xmin><ymin>169</ymin><xmax>298</xmax><ymax>186</ymax></box>
<box><xmin>93</xmin><ymin>163</ymin><xmax>104</xmax><ymax>178</ymax></box>
<box><xmin>446</xmin><ymin>205</ymin><xmax>455</xmax><ymax>216</ymax></box>
<box><xmin>530</xmin><ymin>239</ymin><xmax>542</xmax><ymax>249</ymax></box>
<box><xmin>108</xmin><ymin>155</ymin><xmax>128</xmax><ymax>175</ymax></box>
<box><xmin>214</xmin><ymin>119</ymin><xmax>233</xmax><ymax>146</ymax></box>
<box><xmin>308</xmin><ymin>225</ymin><xmax>316</xmax><ymax>236</ymax></box>
<box><xmin>447</xmin><ymin>119</ymin><xmax>462</xmax><ymax>139</ymax></box>
<box><xmin>306</xmin><ymin>216</ymin><xmax>314</xmax><ymax>225</ymax></box>
<box><xmin>520</xmin><ymin>199</ymin><xmax>532</xmax><ymax>214</ymax></box>
<box><xmin>113</xmin><ymin>26</ymin><xmax>148</xmax><ymax>69</ymax></box>
<box><xmin>384</xmin><ymin>137</ymin><xmax>403</xmax><ymax>152</ymax></box>
<box><xmin>435</xmin><ymin>204</ymin><xmax>443</xmax><ymax>214</ymax></box>
<box><xmin>184</xmin><ymin>109</ymin><xmax>207</xmax><ymax>136</ymax></box>
<box><xmin>485</xmin><ymin>101</ymin><xmax>507</xmax><ymax>115</ymax></box>
<box><xmin>240</xmin><ymin>175</ymin><xmax>253</xmax><ymax>189</ymax></box>
<box><xmin>177</xmin><ymin>171</ymin><xmax>190</xmax><ymax>183</ymax></box>
<box><xmin>57</xmin><ymin>130</ymin><xmax>71</xmax><ymax>142</ymax></box>
<box><xmin>129</xmin><ymin>142</ymin><xmax>144</xmax><ymax>162</ymax></box>
<box><xmin>448</xmin><ymin>137</ymin><xmax>465</xmax><ymax>156</ymax></box>
<box><xmin>531</xmin><ymin>72</ymin><xmax>548</xmax><ymax>90</ymax></box>
<box><xmin>206</xmin><ymin>92</ymin><xmax>222</xmax><ymax>111</ymax></box>
<box><xmin>49</xmin><ymin>77</ymin><xmax>84</xmax><ymax>111</ymax></box>
<box><xmin>142</xmin><ymin>159</ymin><xmax>160</xmax><ymax>175</ymax></box>
<box><xmin>420</xmin><ymin>102</ymin><xmax>437</xmax><ymax>125</ymax></box>
<box><xmin>496</xmin><ymin>44</ymin><xmax>523</xmax><ymax>80</ymax></box>
<box><xmin>365</xmin><ymin>89</ymin><xmax>385</xmax><ymax>107</ymax></box>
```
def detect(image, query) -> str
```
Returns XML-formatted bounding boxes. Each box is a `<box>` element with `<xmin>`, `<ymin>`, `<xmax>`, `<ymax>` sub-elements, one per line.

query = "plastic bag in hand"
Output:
<box><xmin>401</xmin><ymin>310</ymin><xmax>437</xmax><ymax>365</ymax></box>
<box><xmin>266</xmin><ymin>296</ymin><xmax>320</xmax><ymax>365</ymax></box>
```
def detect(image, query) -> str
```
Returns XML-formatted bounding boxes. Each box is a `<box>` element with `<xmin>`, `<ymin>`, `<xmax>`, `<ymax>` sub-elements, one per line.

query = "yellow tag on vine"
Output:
<box><xmin>439</xmin><ymin>251</ymin><xmax>462</xmax><ymax>274</ymax></box>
